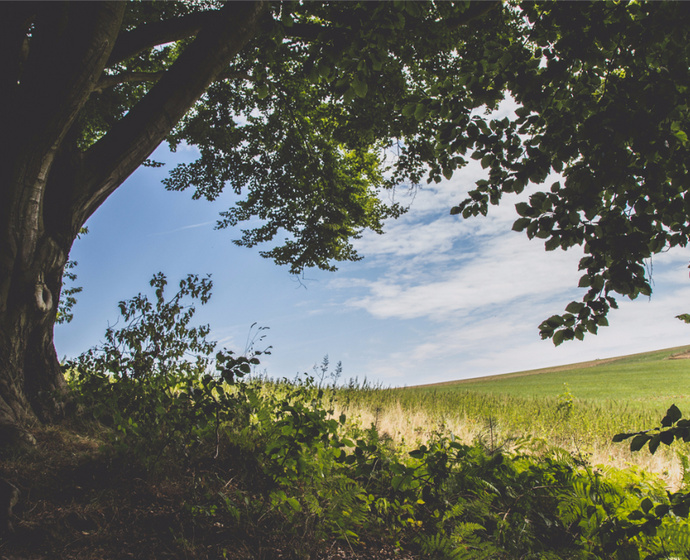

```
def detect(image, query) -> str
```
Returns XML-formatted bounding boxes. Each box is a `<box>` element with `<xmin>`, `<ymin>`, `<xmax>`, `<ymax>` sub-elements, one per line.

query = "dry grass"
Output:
<box><xmin>335</xmin><ymin>399</ymin><xmax>688</xmax><ymax>491</ymax></box>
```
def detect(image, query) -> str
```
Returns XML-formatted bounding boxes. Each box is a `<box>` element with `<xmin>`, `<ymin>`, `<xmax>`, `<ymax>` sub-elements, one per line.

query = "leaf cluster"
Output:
<box><xmin>157</xmin><ymin>1</ymin><xmax>510</xmax><ymax>273</ymax></box>
<box><xmin>448</xmin><ymin>1</ymin><xmax>690</xmax><ymax>343</ymax></box>
<box><xmin>65</xmin><ymin>273</ymin><xmax>266</xmax><ymax>463</ymax></box>
<box><xmin>615</xmin><ymin>404</ymin><xmax>690</xmax><ymax>523</ymax></box>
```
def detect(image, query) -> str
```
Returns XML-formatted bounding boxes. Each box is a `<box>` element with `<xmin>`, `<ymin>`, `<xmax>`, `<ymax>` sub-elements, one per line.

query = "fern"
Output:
<box><xmin>416</xmin><ymin>533</ymin><xmax>466</xmax><ymax>560</ymax></box>
<box><xmin>652</xmin><ymin>522</ymin><xmax>690</xmax><ymax>556</ymax></box>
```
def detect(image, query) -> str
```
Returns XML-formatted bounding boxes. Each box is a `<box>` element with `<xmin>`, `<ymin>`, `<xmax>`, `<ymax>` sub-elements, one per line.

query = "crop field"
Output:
<box><xmin>416</xmin><ymin>345</ymin><xmax>690</xmax><ymax>406</ymax></box>
<box><xmin>333</xmin><ymin>345</ymin><xmax>690</xmax><ymax>488</ymax></box>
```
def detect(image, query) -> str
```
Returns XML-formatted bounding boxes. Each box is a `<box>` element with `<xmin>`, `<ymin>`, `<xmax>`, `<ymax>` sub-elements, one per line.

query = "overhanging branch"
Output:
<box><xmin>107</xmin><ymin>10</ymin><xmax>218</xmax><ymax>66</ymax></box>
<box><xmin>94</xmin><ymin>71</ymin><xmax>166</xmax><ymax>92</ymax></box>
<box><xmin>75</xmin><ymin>1</ymin><xmax>269</xmax><ymax>228</ymax></box>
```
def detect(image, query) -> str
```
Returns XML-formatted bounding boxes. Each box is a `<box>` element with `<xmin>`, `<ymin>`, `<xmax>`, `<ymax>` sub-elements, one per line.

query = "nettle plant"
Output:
<box><xmin>67</xmin><ymin>273</ymin><xmax>265</xmax><ymax>461</ymax></box>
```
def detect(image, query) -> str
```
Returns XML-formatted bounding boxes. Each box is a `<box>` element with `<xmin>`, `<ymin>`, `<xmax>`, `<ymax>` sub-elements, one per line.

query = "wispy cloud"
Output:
<box><xmin>150</xmin><ymin>221</ymin><xmax>215</xmax><ymax>236</ymax></box>
<box><xmin>326</xmin><ymin>152</ymin><xmax>690</xmax><ymax>383</ymax></box>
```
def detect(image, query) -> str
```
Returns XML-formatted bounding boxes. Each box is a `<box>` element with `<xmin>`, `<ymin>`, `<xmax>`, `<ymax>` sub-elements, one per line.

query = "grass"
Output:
<box><xmin>332</xmin><ymin>345</ymin><xmax>690</xmax><ymax>489</ymax></box>
<box><xmin>13</xmin><ymin>275</ymin><xmax>687</xmax><ymax>559</ymax></box>
<box><xmin>4</xmin><ymin>345</ymin><xmax>690</xmax><ymax>559</ymax></box>
<box><xmin>413</xmin><ymin>345</ymin><xmax>690</xmax><ymax>407</ymax></box>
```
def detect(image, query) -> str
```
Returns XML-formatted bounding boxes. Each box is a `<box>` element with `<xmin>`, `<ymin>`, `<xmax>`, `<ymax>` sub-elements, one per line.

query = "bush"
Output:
<box><xmin>66</xmin><ymin>273</ymin><xmax>264</xmax><ymax>464</ymax></box>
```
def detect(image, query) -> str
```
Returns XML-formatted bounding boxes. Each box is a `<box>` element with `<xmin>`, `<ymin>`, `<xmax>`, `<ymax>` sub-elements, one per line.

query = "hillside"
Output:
<box><xmin>408</xmin><ymin>345</ymin><xmax>690</xmax><ymax>409</ymax></box>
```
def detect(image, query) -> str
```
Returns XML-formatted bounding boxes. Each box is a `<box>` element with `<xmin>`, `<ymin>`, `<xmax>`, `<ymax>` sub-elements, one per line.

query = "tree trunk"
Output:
<box><xmin>0</xmin><ymin>2</ymin><xmax>126</xmax><ymax>445</ymax></box>
<box><xmin>0</xmin><ymin>238</ymin><xmax>67</xmax><ymax>444</ymax></box>
<box><xmin>0</xmin><ymin>1</ymin><xmax>267</xmax><ymax>445</ymax></box>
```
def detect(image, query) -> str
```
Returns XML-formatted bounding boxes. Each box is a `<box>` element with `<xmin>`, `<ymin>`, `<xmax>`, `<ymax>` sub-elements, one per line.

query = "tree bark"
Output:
<box><xmin>0</xmin><ymin>1</ymin><xmax>267</xmax><ymax>443</ymax></box>
<box><xmin>0</xmin><ymin>2</ymin><xmax>126</xmax><ymax>441</ymax></box>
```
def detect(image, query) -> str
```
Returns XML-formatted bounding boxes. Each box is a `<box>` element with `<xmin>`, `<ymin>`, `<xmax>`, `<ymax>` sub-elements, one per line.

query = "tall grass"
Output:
<box><xmin>332</xmin><ymin>379</ymin><xmax>690</xmax><ymax>489</ymax></box>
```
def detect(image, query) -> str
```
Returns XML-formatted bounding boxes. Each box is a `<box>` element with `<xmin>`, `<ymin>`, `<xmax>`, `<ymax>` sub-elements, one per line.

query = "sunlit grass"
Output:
<box><xmin>332</xmin><ymin>345</ymin><xmax>690</xmax><ymax>489</ymax></box>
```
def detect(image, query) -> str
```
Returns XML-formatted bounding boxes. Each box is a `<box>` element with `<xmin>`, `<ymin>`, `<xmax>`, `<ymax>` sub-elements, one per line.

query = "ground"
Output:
<box><xmin>0</xmin><ymin>424</ymin><xmax>415</xmax><ymax>560</ymax></box>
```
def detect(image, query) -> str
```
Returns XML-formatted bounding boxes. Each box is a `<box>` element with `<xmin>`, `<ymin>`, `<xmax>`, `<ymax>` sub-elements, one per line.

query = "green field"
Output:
<box><xmin>7</xmin><ymin>345</ymin><xmax>690</xmax><ymax>559</ymax></box>
<box><xmin>334</xmin><ymin>345</ymin><xmax>690</xmax><ymax>484</ymax></box>
<box><xmin>412</xmin><ymin>345</ymin><xmax>690</xmax><ymax>412</ymax></box>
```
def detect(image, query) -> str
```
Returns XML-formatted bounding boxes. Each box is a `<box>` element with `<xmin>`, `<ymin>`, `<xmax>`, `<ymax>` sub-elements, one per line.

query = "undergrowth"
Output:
<box><xmin>3</xmin><ymin>274</ymin><xmax>690</xmax><ymax>559</ymax></box>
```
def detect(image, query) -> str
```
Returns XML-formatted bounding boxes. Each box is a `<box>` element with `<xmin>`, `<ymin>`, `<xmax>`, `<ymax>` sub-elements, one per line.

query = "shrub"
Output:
<box><xmin>66</xmin><ymin>273</ymin><xmax>263</xmax><ymax>464</ymax></box>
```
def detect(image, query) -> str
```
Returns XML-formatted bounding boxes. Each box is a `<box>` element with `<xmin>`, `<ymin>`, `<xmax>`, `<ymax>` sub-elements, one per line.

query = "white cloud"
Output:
<box><xmin>346</xmin><ymin>228</ymin><xmax>583</xmax><ymax>322</ymax></box>
<box><xmin>329</xmin><ymin>160</ymin><xmax>690</xmax><ymax>385</ymax></box>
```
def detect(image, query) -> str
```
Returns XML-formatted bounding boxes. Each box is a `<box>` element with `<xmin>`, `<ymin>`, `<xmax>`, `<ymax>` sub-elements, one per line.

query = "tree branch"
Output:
<box><xmin>2</xmin><ymin>2</ymin><xmax>125</xmax><ymax>261</ymax></box>
<box><xmin>74</xmin><ymin>1</ymin><xmax>268</xmax><ymax>228</ymax></box>
<box><xmin>282</xmin><ymin>2</ymin><xmax>501</xmax><ymax>43</ymax></box>
<box><xmin>94</xmin><ymin>71</ymin><xmax>166</xmax><ymax>93</ymax></box>
<box><xmin>0</xmin><ymin>3</ymin><xmax>35</xmax><ymax>100</ymax></box>
<box><xmin>107</xmin><ymin>10</ymin><xmax>218</xmax><ymax>66</ymax></box>
<box><xmin>439</xmin><ymin>1</ymin><xmax>501</xmax><ymax>31</ymax></box>
<box><xmin>94</xmin><ymin>69</ymin><xmax>250</xmax><ymax>93</ymax></box>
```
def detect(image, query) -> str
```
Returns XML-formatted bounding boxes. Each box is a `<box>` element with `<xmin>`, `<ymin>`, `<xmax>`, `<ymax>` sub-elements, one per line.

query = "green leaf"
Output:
<box><xmin>661</xmin><ymin>404</ymin><xmax>682</xmax><ymax>427</ymax></box>
<box><xmin>343</xmin><ymin>87</ymin><xmax>356</xmax><ymax>104</ymax></box>
<box><xmin>512</xmin><ymin>217</ymin><xmax>531</xmax><ymax>232</ymax></box>
<box><xmin>286</xmin><ymin>497</ymin><xmax>301</xmax><ymax>511</ymax></box>
<box><xmin>352</xmin><ymin>77</ymin><xmax>368</xmax><ymax>98</ymax></box>
<box><xmin>565</xmin><ymin>301</ymin><xmax>584</xmax><ymax>314</ymax></box>
<box><xmin>630</xmin><ymin>434</ymin><xmax>650</xmax><ymax>452</ymax></box>
<box><xmin>256</xmin><ymin>84</ymin><xmax>269</xmax><ymax>99</ymax></box>
<box><xmin>402</xmin><ymin>103</ymin><xmax>417</xmax><ymax>118</ymax></box>
<box><xmin>641</xmin><ymin>497</ymin><xmax>654</xmax><ymax>513</ymax></box>
<box><xmin>544</xmin><ymin>237</ymin><xmax>560</xmax><ymax>251</ymax></box>
<box><xmin>648</xmin><ymin>434</ymin><xmax>661</xmax><ymax>454</ymax></box>
<box><xmin>674</xmin><ymin>130</ymin><xmax>688</xmax><ymax>144</ymax></box>
<box><xmin>515</xmin><ymin>202</ymin><xmax>531</xmax><ymax>217</ymax></box>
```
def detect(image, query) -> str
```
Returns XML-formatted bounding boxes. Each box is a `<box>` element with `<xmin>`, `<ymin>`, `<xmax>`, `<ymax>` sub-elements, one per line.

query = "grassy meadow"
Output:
<box><xmin>333</xmin><ymin>345</ymin><xmax>690</xmax><ymax>488</ymax></box>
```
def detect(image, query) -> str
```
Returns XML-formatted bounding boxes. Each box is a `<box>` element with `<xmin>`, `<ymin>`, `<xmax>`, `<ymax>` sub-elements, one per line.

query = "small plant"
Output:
<box><xmin>57</xmin><ymin>274</ymin><xmax>690</xmax><ymax>558</ymax></box>
<box><xmin>56</xmin><ymin>227</ymin><xmax>88</xmax><ymax>325</ymax></box>
<box><xmin>557</xmin><ymin>383</ymin><xmax>574</xmax><ymax>417</ymax></box>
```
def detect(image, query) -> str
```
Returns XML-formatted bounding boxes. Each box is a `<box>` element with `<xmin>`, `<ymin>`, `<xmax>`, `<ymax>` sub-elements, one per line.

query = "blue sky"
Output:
<box><xmin>54</xmin><ymin>141</ymin><xmax>690</xmax><ymax>387</ymax></box>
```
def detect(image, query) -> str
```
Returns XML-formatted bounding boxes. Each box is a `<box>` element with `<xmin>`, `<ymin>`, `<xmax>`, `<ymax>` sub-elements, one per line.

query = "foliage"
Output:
<box><xmin>55</xmin><ymin>227</ymin><xmax>88</xmax><ymax>325</ymax></box>
<box><xmin>27</xmin><ymin>1</ymin><xmax>690</xmax><ymax>336</ymax></box>
<box><xmin>156</xmin><ymin>0</ymin><xmax>690</xmax><ymax>333</ymax></box>
<box><xmin>556</xmin><ymin>383</ymin><xmax>575</xmax><ymax>417</ymax></box>
<box><xmin>615</xmin><ymin>405</ymin><xmax>690</xmax><ymax>525</ymax></box>
<box><xmin>58</xmin><ymin>275</ymin><xmax>690</xmax><ymax>557</ymax></box>
<box><xmin>8</xmin><ymin>1</ymin><xmax>690</xmax><ymax>436</ymax></box>
<box><xmin>55</xmin><ymin>260</ymin><xmax>81</xmax><ymax>325</ymax></box>
<box><xmin>447</xmin><ymin>1</ymin><xmax>690</xmax><ymax>344</ymax></box>
<box><xmin>70</xmin><ymin>369</ymin><xmax>690</xmax><ymax>559</ymax></box>
<box><xmin>66</xmin><ymin>273</ymin><xmax>264</xmax><ymax>462</ymax></box>
<box><xmin>676</xmin><ymin>313</ymin><xmax>690</xmax><ymax>325</ymax></box>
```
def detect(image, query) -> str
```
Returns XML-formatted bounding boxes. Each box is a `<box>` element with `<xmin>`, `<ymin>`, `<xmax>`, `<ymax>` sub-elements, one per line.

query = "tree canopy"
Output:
<box><xmin>451</xmin><ymin>1</ymin><xmax>690</xmax><ymax>345</ymax></box>
<box><xmin>2</xmin><ymin>0</ymin><xmax>690</xmax><ymax>433</ymax></box>
<box><xmin>56</xmin><ymin>0</ymin><xmax>690</xmax><ymax>345</ymax></box>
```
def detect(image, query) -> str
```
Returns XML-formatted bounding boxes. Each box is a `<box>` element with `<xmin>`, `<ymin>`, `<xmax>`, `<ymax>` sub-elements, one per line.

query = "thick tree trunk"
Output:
<box><xmin>0</xmin><ymin>240</ymin><xmax>67</xmax><ymax>444</ymax></box>
<box><xmin>0</xmin><ymin>2</ymin><xmax>125</xmax><ymax>445</ymax></box>
<box><xmin>0</xmin><ymin>2</ymin><xmax>267</xmax><ymax>445</ymax></box>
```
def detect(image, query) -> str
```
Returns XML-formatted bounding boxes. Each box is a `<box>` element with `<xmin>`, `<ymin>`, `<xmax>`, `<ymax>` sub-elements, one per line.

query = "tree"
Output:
<box><xmin>3</xmin><ymin>0</ymin><xmax>690</xmax><ymax>444</ymax></box>
<box><xmin>449</xmin><ymin>1</ymin><xmax>690</xmax><ymax>346</ymax></box>
<box><xmin>0</xmin><ymin>0</ymin><xmax>504</xmax><ymax>442</ymax></box>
